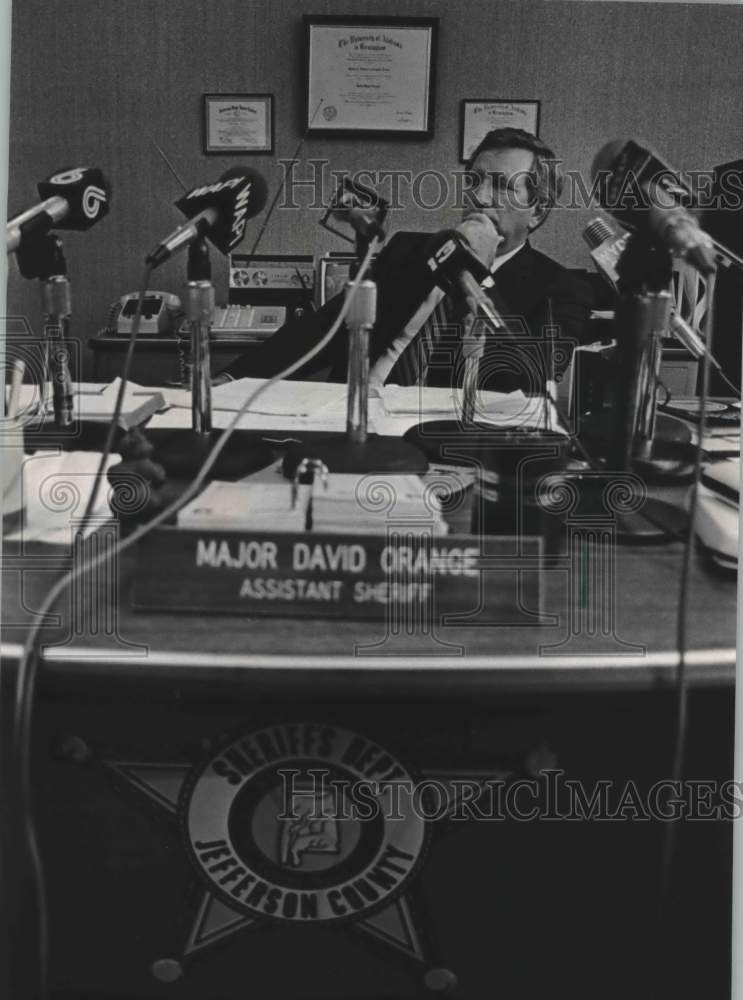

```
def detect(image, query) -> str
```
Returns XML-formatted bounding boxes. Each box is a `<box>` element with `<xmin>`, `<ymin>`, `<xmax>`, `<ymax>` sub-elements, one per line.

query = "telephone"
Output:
<box><xmin>102</xmin><ymin>291</ymin><xmax>183</xmax><ymax>336</ymax></box>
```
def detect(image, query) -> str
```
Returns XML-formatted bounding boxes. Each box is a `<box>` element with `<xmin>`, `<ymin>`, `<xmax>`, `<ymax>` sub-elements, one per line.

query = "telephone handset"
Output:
<box><xmin>101</xmin><ymin>291</ymin><xmax>183</xmax><ymax>336</ymax></box>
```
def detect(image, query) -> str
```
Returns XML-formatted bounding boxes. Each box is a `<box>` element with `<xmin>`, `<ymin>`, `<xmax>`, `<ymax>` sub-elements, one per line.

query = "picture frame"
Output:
<box><xmin>317</xmin><ymin>253</ymin><xmax>377</xmax><ymax>307</ymax></box>
<box><xmin>459</xmin><ymin>100</ymin><xmax>541</xmax><ymax>163</ymax></box>
<box><xmin>304</xmin><ymin>15</ymin><xmax>438</xmax><ymax>138</ymax></box>
<box><xmin>203</xmin><ymin>94</ymin><xmax>274</xmax><ymax>154</ymax></box>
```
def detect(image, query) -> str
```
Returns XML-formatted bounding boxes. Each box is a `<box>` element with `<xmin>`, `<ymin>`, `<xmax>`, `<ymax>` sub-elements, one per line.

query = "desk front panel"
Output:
<box><xmin>0</xmin><ymin>675</ymin><xmax>730</xmax><ymax>1000</ymax></box>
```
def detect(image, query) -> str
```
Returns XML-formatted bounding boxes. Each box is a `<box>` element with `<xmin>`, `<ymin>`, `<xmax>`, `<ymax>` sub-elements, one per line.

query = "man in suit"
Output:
<box><xmin>217</xmin><ymin>128</ymin><xmax>592</xmax><ymax>392</ymax></box>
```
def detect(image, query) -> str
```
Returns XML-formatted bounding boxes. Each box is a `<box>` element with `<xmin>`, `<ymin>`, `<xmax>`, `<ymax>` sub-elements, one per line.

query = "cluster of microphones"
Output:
<box><xmin>6</xmin><ymin>137</ymin><xmax>729</xmax><ymax>278</ymax></box>
<box><xmin>4</xmin><ymin>138</ymin><xmax>735</xmax><ymax>392</ymax></box>
<box><xmin>5</xmin><ymin>164</ymin><xmax>270</xmax><ymax>267</ymax></box>
<box><xmin>5</xmin><ymin>137</ymin><xmax>730</xmax><ymax>295</ymax></box>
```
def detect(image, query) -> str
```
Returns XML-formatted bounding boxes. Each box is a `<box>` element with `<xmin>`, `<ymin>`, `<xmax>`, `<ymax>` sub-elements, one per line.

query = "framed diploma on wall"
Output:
<box><xmin>203</xmin><ymin>94</ymin><xmax>274</xmax><ymax>154</ymax></box>
<box><xmin>304</xmin><ymin>15</ymin><xmax>438</xmax><ymax>138</ymax></box>
<box><xmin>459</xmin><ymin>100</ymin><xmax>541</xmax><ymax>163</ymax></box>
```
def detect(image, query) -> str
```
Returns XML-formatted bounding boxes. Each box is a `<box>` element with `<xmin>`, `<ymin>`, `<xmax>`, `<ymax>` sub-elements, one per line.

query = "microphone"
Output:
<box><xmin>591</xmin><ymin>139</ymin><xmax>717</xmax><ymax>274</ymax></box>
<box><xmin>7</xmin><ymin>167</ymin><xmax>110</xmax><ymax>253</ymax></box>
<box><xmin>668</xmin><ymin>313</ymin><xmax>719</xmax><ymax>368</ymax></box>
<box><xmin>584</xmin><ymin>215</ymin><xmax>719</xmax><ymax>367</ymax></box>
<box><xmin>583</xmin><ymin>217</ymin><xmax>630</xmax><ymax>290</ymax></box>
<box><xmin>146</xmin><ymin>167</ymin><xmax>268</xmax><ymax>268</ymax></box>
<box><xmin>320</xmin><ymin>177</ymin><xmax>388</xmax><ymax>243</ymax></box>
<box><xmin>424</xmin><ymin>230</ymin><xmax>505</xmax><ymax>330</ymax></box>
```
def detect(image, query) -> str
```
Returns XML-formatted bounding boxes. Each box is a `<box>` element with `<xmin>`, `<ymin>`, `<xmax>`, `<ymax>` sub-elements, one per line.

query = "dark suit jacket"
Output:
<box><xmin>221</xmin><ymin>232</ymin><xmax>593</xmax><ymax>392</ymax></box>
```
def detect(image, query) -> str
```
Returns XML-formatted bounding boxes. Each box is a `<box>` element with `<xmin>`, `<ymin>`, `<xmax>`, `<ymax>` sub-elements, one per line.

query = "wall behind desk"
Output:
<box><xmin>7</xmin><ymin>0</ymin><xmax>743</xmax><ymax>378</ymax></box>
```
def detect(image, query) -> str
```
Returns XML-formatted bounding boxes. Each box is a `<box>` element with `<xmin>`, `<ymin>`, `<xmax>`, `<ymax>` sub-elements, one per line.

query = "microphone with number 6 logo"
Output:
<box><xmin>6</xmin><ymin>167</ymin><xmax>110</xmax><ymax>253</ymax></box>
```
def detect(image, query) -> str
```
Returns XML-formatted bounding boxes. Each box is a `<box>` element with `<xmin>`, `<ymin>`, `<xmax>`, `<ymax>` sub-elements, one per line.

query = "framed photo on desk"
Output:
<box><xmin>304</xmin><ymin>15</ymin><xmax>438</xmax><ymax>137</ymax></box>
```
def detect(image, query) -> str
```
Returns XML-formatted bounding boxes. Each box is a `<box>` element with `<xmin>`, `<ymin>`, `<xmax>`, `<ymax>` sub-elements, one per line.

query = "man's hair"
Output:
<box><xmin>466</xmin><ymin>127</ymin><xmax>563</xmax><ymax>227</ymax></box>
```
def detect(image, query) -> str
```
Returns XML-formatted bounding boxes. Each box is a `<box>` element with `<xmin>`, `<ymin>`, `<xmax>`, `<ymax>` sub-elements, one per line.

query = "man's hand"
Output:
<box><xmin>455</xmin><ymin>213</ymin><xmax>503</xmax><ymax>270</ymax></box>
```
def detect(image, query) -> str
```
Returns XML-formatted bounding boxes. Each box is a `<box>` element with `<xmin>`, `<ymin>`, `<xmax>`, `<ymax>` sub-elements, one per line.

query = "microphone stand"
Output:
<box><xmin>345</xmin><ymin>277</ymin><xmax>375</xmax><ymax>445</ymax></box>
<box><xmin>186</xmin><ymin>238</ymin><xmax>214</xmax><ymax>435</ymax></box>
<box><xmin>16</xmin><ymin>234</ymin><xmax>74</xmax><ymax>429</ymax></box>
<box><xmin>606</xmin><ymin>231</ymin><xmax>698</xmax><ymax>540</ymax></box>
<box><xmin>282</xmin><ymin>215</ymin><xmax>427</xmax><ymax>477</ymax></box>
<box><xmin>146</xmin><ymin>238</ymin><xmax>272</xmax><ymax>478</ymax></box>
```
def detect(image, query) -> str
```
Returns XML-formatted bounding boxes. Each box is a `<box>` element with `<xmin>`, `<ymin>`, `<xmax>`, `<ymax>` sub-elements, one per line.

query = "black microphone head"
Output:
<box><xmin>590</xmin><ymin>139</ymin><xmax>629</xmax><ymax>184</ymax></box>
<box><xmin>37</xmin><ymin>167</ymin><xmax>111</xmax><ymax>230</ymax></box>
<box><xmin>590</xmin><ymin>138</ymin><xmax>693</xmax><ymax>227</ymax></box>
<box><xmin>424</xmin><ymin>229</ymin><xmax>490</xmax><ymax>286</ymax></box>
<box><xmin>174</xmin><ymin>167</ymin><xmax>268</xmax><ymax>255</ymax></box>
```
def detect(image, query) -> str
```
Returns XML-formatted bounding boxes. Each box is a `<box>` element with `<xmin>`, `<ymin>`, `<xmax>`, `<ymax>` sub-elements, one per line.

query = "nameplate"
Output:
<box><xmin>132</xmin><ymin>528</ymin><xmax>543</xmax><ymax>620</ymax></box>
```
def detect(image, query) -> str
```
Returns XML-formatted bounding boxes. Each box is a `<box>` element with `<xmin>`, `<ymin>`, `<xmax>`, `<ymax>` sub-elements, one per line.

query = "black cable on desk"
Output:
<box><xmin>11</xmin><ymin>240</ymin><xmax>380</xmax><ymax>999</ymax></box>
<box><xmin>11</xmin><ymin>266</ymin><xmax>152</xmax><ymax>1000</ymax></box>
<box><xmin>656</xmin><ymin>272</ymin><xmax>717</xmax><ymax>983</ymax></box>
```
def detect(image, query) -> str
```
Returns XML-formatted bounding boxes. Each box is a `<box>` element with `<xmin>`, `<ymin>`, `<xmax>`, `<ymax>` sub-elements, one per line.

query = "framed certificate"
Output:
<box><xmin>460</xmin><ymin>100</ymin><xmax>541</xmax><ymax>163</ymax></box>
<box><xmin>304</xmin><ymin>16</ymin><xmax>438</xmax><ymax>138</ymax></box>
<box><xmin>203</xmin><ymin>94</ymin><xmax>274</xmax><ymax>154</ymax></box>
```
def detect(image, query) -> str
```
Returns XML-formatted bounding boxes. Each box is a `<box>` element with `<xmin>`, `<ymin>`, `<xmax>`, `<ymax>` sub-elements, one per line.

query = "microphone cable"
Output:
<box><xmin>11</xmin><ymin>237</ymin><xmax>380</xmax><ymax>1000</ymax></box>
<box><xmin>655</xmin><ymin>272</ymin><xmax>717</xmax><ymax>989</ymax></box>
<box><xmin>75</xmin><ymin>265</ymin><xmax>154</xmax><ymax>537</ymax></box>
<box><xmin>12</xmin><ymin>114</ymin><xmax>327</xmax><ymax>995</ymax></box>
<box><xmin>10</xmin><ymin>265</ymin><xmax>152</xmax><ymax>1000</ymax></box>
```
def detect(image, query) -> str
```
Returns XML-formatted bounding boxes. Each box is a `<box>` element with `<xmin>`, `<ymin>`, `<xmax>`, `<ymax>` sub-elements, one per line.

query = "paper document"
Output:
<box><xmin>11</xmin><ymin>379</ymin><xmax>164</xmax><ymax>429</ymax></box>
<box><xmin>312</xmin><ymin>472</ymin><xmax>448</xmax><ymax>536</ymax></box>
<box><xmin>4</xmin><ymin>450</ymin><xmax>120</xmax><ymax>545</ymax></box>
<box><xmin>177</xmin><ymin>480</ymin><xmax>305</xmax><ymax>532</ymax></box>
<box><xmin>210</xmin><ymin>378</ymin><xmax>346</xmax><ymax>417</ymax></box>
<box><xmin>176</xmin><ymin>472</ymin><xmax>448</xmax><ymax>536</ymax></box>
<box><xmin>375</xmin><ymin>387</ymin><xmax>562</xmax><ymax>437</ymax></box>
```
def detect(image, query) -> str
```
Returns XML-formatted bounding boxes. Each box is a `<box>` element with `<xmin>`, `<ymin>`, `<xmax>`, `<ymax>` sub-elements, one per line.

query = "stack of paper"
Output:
<box><xmin>311</xmin><ymin>473</ymin><xmax>448</xmax><ymax>536</ymax></box>
<box><xmin>697</xmin><ymin>459</ymin><xmax>740</xmax><ymax>569</ymax></box>
<box><xmin>147</xmin><ymin>377</ymin><xmax>351</xmax><ymax>434</ymax></box>
<box><xmin>376</xmin><ymin>386</ymin><xmax>562</xmax><ymax>436</ymax></box>
<box><xmin>74</xmin><ymin>379</ymin><xmax>164</xmax><ymax>428</ymax></box>
<box><xmin>15</xmin><ymin>379</ymin><xmax>164</xmax><ymax>430</ymax></box>
<box><xmin>176</xmin><ymin>473</ymin><xmax>449</xmax><ymax>537</ymax></box>
<box><xmin>4</xmin><ymin>450</ymin><xmax>120</xmax><ymax>544</ymax></box>
<box><xmin>177</xmin><ymin>480</ymin><xmax>306</xmax><ymax>532</ymax></box>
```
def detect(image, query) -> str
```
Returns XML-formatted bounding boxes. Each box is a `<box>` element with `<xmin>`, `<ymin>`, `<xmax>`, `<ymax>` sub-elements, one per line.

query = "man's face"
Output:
<box><xmin>463</xmin><ymin>146</ymin><xmax>544</xmax><ymax>256</ymax></box>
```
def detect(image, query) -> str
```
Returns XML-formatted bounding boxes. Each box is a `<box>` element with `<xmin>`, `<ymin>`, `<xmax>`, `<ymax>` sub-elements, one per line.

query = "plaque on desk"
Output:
<box><xmin>133</xmin><ymin>528</ymin><xmax>542</xmax><ymax>620</ymax></box>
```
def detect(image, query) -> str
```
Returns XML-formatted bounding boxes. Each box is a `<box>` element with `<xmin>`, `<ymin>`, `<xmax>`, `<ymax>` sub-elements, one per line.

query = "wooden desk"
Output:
<box><xmin>1</xmin><ymin>536</ymin><xmax>737</xmax><ymax>689</ymax></box>
<box><xmin>1</xmin><ymin>413</ymin><xmax>736</xmax><ymax>1000</ymax></box>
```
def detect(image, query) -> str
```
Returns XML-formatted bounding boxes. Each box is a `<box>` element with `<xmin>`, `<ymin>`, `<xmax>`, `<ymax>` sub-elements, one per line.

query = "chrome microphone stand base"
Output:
<box><xmin>630</xmin><ymin>412</ymin><xmax>695</xmax><ymax>483</ymax></box>
<box><xmin>281</xmin><ymin>434</ymin><xmax>429</xmax><ymax>479</ymax></box>
<box><xmin>147</xmin><ymin>428</ymin><xmax>274</xmax><ymax>478</ymax></box>
<box><xmin>281</xmin><ymin>278</ymin><xmax>428</xmax><ymax>479</ymax></box>
<box><xmin>148</xmin><ymin>241</ymin><xmax>274</xmax><ymax>479</ymax></box>
<box><xmin>612</xmin><ymin>498</ymin><xmax>689</xmax><ymax>543</ymax></box>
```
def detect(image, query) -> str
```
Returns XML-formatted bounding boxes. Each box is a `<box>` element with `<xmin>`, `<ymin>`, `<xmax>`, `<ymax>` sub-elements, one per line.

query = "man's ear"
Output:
<box><xmin>528</xmin><ymin>200</ymin><xmax>549</xmax><ymax>231</ymax></box>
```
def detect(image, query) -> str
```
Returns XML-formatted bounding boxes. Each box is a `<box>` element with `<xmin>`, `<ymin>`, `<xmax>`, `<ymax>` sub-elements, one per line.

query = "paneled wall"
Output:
<box><xmin>7</xmin><ymin>0</ymin><xmax>743</xmax><ymax>373</ymax></box>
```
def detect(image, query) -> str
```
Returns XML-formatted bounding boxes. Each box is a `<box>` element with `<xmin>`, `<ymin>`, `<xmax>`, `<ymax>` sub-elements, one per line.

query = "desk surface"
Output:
<box><xmin>2</xmin><ymin>382</ymin><xmax>738</xmax><ymax>693</ymax></box>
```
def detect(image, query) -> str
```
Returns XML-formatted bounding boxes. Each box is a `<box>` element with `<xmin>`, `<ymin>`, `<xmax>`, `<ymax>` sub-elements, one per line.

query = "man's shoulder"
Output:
<box><xmin>373</xmin><ymin>230</ymin><xmax>436</xmax><ymax>284</ymax></box>
<box><xmin>518</xmin><ymin>243</ymin><xmax>572</xmax><ymax>279</ymax></box>
<box><xmin>380</xmin><ymin>230</ymin><xmax>433</xmax><ymax>257</ymax></box>
<box><xmin>516</xmin><ymin>244</ymin><xmax>593</xmax><ymax>299</ymax></box>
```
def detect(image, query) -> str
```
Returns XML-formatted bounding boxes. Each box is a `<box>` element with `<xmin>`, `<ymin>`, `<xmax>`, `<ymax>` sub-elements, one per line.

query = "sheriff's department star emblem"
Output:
<box><xmin>102</xmin><ymin>721</ymin><xmax>521</xmax><ymax>988</ymax></box>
